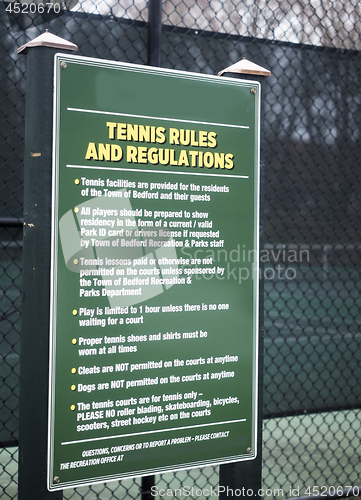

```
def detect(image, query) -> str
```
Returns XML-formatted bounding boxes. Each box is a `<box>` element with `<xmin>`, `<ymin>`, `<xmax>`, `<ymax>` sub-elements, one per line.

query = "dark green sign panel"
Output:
<box><xmin>48</xmin><ymin>54</ymin><xmax>260</xmax><ymax>490</ymax></box>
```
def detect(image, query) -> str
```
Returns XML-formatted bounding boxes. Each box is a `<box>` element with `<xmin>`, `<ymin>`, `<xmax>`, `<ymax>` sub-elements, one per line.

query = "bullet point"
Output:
<box><xmin>74</xmin><ymin>207</ymin><xmax>79</xmax><ymax>214</ymax></box>
<box><xmin>74</xmin><ymin>179</ymin><xmax>80</xmax><ymax>185</ymax></box>
<box><xmin>72</xmin><ymin>309</ymin><xmax>78</xmax><ymax>316</ymax></box>
<box><xmin>73</xmin><ymin>259</ymin><xmax>78</xmax><ymax>265</ymax></box>
<box><xmin>70</xmin><ymin>405</ymin><xmax>76</xmax><ymax>411</ymax></box>
<box><xmin>72</xmin><ymin>338</ymin><xmax>77</xmax><ymax>345</ymax></box>
<box><xmin>71</xmin><ymin>385</ymin><xmax>76</xmax><ymax>391</ymax></box>
<box><xmin>71</xmin><ymin>368</ymin><xmax>76</xmax><ymax>374</ymax></box>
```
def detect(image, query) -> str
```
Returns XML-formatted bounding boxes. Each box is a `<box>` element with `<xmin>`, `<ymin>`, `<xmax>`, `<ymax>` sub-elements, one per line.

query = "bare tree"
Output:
<box><xmin>70</xmin><ymin>0</ymin><xmax>361</xmax><ymax>50</ymax></box>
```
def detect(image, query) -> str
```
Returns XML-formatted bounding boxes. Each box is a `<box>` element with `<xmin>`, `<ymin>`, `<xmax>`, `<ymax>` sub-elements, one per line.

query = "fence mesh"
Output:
<box><xmin>1</xmin><ymin>0</ymin><xmax>361</xmax><ymax>498</ymax></box>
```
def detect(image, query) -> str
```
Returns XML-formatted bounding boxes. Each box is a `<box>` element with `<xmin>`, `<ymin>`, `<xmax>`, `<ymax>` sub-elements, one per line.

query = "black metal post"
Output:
<box><xmin>218</xmin><ymin>66</ymin><xmax>268</xmax><ymax>500</ymax></box>
<box><xmin>141</xmin><ymin>475</ymin><xmax>156</xmax><ymax>500</ymax></box>
<box><xmin>144</xmin><ymin>0</ymin><xmax>162</xmax><ymax>493</ymax></box>
<box><xmin>148</xmin><ymin>0</ymin><xmax>162</xmax><ymax>66</ymax></box>
<box><xmin>18</xmin><ymin>34</ymin><xmax>77</xmax><ymax>499</ymax></box>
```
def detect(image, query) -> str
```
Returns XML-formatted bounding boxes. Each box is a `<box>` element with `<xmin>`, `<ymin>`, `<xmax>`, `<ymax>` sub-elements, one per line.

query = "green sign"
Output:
<box><xmin>48</xmin><ymin>54</ymin><xmax>260</xmax><ymax>490</ymax></box>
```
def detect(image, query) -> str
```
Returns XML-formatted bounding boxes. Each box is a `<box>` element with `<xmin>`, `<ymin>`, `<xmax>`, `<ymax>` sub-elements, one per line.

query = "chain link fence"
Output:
<box><xmin>1</xmin><ymin>0</ymin><xmax>361</xmax><ymax>498</ymax></box>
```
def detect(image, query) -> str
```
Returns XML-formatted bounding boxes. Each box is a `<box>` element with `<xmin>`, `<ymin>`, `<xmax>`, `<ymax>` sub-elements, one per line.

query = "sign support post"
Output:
<box><xmin>218</xmin><ymin>58</ymin><xmax>270</xmax><ymax>500</ymax></box>
<box><xmin>18</xmin><ymin>32</ymin><xmax>77</xmax><ymax>500</ymax></box>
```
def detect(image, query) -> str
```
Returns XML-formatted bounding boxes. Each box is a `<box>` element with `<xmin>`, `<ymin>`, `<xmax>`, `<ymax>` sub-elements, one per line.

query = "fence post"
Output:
<box><xmin>218</xmin><ymin>58</ymin><xmax>270</xmax><ymax>500</ymax></box>
<box><xmin>17</xmin><ymin>32</ymin><xmax>77</xmax><ymax>500</ymax></box>
<box><xmin>148</xmin><ymin>0</ymin><xmax>162</xmax><ymax>66</ymax></box>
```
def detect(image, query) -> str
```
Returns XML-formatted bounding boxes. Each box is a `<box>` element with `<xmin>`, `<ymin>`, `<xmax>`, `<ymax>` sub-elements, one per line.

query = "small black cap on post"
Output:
<box><xmin>218</xmin><ymin>58</ymin><xmax>270</xmax><ymax>500</ymax></box>
<box><xmin>18</xmin><ymin>31</ymin><xmax>77</xmax><ymax>500</ymax></box>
